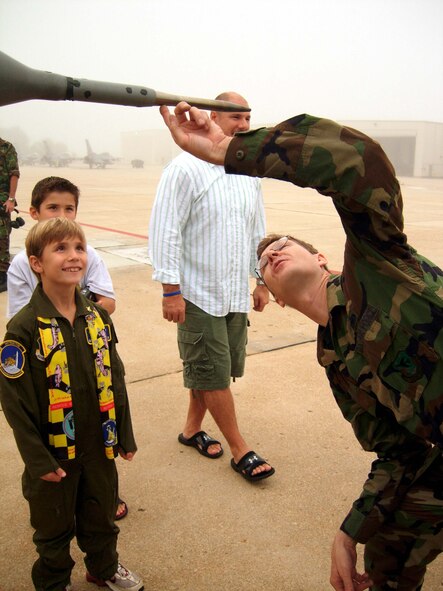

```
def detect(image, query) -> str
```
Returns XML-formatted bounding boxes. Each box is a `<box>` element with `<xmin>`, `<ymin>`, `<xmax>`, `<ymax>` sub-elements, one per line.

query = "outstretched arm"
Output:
<box><xmin>160</xmin><ymin>102</ymin><xmax>232</xmax><ymax>164</ymax></box>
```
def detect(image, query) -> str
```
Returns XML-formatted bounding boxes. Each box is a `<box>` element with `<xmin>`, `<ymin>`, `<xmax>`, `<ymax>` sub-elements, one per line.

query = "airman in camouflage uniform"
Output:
<box><xmin>0</xmin><ymin>137</ymin><xmax>20</xmax><ymax>292</ymax></box>
<box><xmin>161</xmin><ymin>106</ymin><xmax>443</xmax><ymax>591</ymax></box>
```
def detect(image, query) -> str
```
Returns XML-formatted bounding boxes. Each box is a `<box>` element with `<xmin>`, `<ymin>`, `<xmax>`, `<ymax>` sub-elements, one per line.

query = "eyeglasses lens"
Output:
<box><xmin>257</xmin><ymin>236</ymin><xmax>288</xmax><ymax>275</ymax></box>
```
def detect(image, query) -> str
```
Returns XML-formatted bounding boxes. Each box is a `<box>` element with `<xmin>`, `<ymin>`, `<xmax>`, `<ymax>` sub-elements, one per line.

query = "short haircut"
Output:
<box><xmin>257</xmin><ymin>234</ymin><xmax>320</xmax><ymax>259</ymax></box>
<box><xmin>26</xmin><ymin>217</ymin><xmax>86</xmax><ymax>261</ymax></box>
<box><xmin>31</xmin><ymin>176</ymin><xmax>80</xmax><ymax>211</ymax></box>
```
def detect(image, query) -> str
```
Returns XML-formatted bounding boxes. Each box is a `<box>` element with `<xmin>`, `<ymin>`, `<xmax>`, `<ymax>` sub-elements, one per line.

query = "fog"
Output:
<box><xmin>1</xmin><ymin>0</ymin><xmax>442</xmax><ymax>157</ymax></box>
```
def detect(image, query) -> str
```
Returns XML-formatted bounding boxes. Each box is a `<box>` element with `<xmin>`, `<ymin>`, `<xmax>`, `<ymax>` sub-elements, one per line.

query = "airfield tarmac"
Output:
<box><xmin>1</xmin><ymin>163</ymin><xmax>443</xmax><ymax>591</ymax></box>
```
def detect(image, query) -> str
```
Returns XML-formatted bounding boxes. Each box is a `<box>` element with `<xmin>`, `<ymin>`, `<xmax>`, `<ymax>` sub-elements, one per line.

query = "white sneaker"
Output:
<box><xmin>105</xmin><ymin>563</ymin><xmax>144</xmax><ymax>591</ymax></box>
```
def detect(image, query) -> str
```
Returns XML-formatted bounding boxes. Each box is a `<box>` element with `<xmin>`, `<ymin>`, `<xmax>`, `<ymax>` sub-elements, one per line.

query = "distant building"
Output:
<box><xmin>340</xmin><ymin>120</ymin><xmax>443</xmax><ymax>178</ymax></box>
<box><xmin>121</xmin><ymin>120</ymin><xmax>443</xmax><ymax>177</ymax></box>
<box><xmin>121</xmin><ymin>129</ymin><xmax>181</xmax><ymax>167</ymax></box>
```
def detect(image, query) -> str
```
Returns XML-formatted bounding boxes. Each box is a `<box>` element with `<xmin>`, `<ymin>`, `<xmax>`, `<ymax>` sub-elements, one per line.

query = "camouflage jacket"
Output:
<box><xmin>0</xmin><ymin>138</ymin><xmax>20</xmax><ymax>201</ymax></box>
<box><xmin>225</xmin><ymin>114</ymin><xmax>443</xmax><ymax>543</ymax></box>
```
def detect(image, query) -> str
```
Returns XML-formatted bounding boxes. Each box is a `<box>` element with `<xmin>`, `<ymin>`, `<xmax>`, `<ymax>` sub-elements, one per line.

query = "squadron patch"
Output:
<box><xmin>0</xmin><ymin>340</ymin><xmax>26</xmax><ymax>378</ymax></box>
<box><xmin>102</xmin><ymin>419</ymin><xmax>117</xmax><ymax>447</ymax></box>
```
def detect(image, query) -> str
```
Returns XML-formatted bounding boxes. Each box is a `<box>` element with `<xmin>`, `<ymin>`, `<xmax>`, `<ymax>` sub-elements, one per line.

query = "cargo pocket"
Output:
<box><xmin>177</xmin><ymin>329</ymin><xmax>215</xmax><ymax>385</ymax></box>
<box><xmin>177</xmin><ymin>329</ymin><xmax>209</xmax><ymax>363</ymax></box>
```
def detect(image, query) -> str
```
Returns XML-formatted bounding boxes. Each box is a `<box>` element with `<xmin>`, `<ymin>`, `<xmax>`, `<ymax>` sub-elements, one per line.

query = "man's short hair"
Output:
<box><xmin>26</xmin><ymin>217</ymin><xmax>86</xmax><ymax>261</ymax></box>
<box><xmin>31</xmin><ymin>176</ymin><xmax>80</xmax><ymax>211</ymax></box>
<box><xmin>257</xmin><ymin>233</ymin><xmax>320</xmax><ymax>259</ymax></box>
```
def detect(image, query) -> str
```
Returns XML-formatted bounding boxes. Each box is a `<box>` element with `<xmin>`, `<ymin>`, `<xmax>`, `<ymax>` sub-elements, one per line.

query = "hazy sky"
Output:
<box><xmin>1</xmin><ymin>0</ymin><xmax>442</xmax><ymax>155</ymax></box>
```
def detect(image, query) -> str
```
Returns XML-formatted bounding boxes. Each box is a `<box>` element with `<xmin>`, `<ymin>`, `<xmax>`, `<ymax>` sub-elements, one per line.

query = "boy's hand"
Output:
<box><xmin>40</xmin><ymin>467</ymin><xmax>66</xmax><ymax>482</ymax></box>
<box><xmin>118</xmin><ymin>449</ymin><xmax>136</xmax><ymax>461</ymax></box>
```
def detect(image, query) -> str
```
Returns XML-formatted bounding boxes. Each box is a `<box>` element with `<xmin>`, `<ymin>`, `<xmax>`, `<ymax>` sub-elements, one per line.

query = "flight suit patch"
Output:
<box><xmin>0</xmin><ymin>340</ymin><xmax>26</xmax><ymax>378</ymax></box>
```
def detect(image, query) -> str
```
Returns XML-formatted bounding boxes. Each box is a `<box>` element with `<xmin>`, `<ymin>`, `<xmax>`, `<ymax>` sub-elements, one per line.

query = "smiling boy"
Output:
<box><xmin>6</xmin><ymin>176</ymin><xmax>129</xmax><ymax>522</ymax></box>
<box><xmin>0</xmin><ymin>218</ymin><xmax>142</xmax><ymax>591</ymax></box>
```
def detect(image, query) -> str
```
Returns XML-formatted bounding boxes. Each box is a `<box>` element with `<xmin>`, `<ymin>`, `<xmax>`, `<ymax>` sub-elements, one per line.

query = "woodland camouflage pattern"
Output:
<box><xmin>225</xmin><ymin>115</ymin><xmax>443</xmax><ymax>589</ymax></box>
<box><xmin>0</xmin><ymin>138</ymin><xmax>19</xmax><ymax>201</ymax></box>
<box><xmin>0</xmin><ymin>138</ymin><xmax>19</xmax><ymax>271</ymax></box>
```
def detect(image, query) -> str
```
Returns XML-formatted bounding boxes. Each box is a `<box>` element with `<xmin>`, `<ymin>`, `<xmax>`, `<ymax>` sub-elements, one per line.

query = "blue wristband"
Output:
<box><xmin>163</xmin><ymin>290</ymin><xmax>182</xmax><ymax>297</ymax></box>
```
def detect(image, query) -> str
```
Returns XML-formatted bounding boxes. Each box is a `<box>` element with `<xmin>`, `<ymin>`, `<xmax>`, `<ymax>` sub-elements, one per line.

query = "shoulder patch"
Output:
<box><xmin>0</xmin><ymin>340</ymin><xmax>26</xmax><ymax>378</ymax></box>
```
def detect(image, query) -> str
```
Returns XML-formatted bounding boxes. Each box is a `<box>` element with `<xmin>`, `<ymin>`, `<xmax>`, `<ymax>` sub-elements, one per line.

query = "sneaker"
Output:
<box><xmin>86</xmin><ymin>563</ymin><xmax>144</xmax><ymax>590</ymax></box>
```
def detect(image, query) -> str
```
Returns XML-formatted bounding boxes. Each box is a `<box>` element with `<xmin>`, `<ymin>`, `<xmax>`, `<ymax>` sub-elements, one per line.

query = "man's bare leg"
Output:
<box><xmin>201</xmin><ymin>387</ymin><xmax>272</xmax><ymax>477</ymax></box>
<box><xmin>182</xmin><ymin>389</ymin><xmax>222</xmax><ymax>456</ymax></box>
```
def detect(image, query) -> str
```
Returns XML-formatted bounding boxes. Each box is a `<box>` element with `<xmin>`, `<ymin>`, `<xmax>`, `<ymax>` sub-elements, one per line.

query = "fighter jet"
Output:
<box><xmin>40</xmin><ymin>140</ymin><xmax>72</xmax><ymax>167</ymax></box>
<box><xmin>84</xmin><ymin>140</ymin><xmax>114</xmax><ymax>169</ymax></box>
<box><xmin>20</xmin><ymin>152</ymin><xmax>40</xmax><ymax>166</ymax></box>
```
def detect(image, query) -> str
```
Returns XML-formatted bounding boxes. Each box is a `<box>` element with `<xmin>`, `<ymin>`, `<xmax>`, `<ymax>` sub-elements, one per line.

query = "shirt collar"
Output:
<box><xmin>326</xmin><ymin>273</ymin><xmax>345</xmax><ymax>314</ymax></box>
<box><xmin>30</xmin><ymin>284</ymin><xmax>93</xmax><ymax>319</ymax></box>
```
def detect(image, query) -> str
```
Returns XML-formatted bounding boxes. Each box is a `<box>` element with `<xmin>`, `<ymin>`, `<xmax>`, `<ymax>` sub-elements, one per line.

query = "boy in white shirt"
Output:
<box><xmin>7</xmin><ymin>176</ymin><xmax>115</xmax><ymax>318</ymax></box>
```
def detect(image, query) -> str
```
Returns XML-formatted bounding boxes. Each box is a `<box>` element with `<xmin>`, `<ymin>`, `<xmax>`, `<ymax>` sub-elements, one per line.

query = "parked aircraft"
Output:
<box><xmin>84</xmin><ymin>140</ymin><xmax>114</xmax><ymax>169</ymax></box>
<box><xmin>40</xmin><ymin>141</ymin><xmax>72</xmax><ymax>167</ymax></box>
<box><xmin>20</xmin><ymin>152</ymin><xmax>40</xmax><ymax>166</ymax></box>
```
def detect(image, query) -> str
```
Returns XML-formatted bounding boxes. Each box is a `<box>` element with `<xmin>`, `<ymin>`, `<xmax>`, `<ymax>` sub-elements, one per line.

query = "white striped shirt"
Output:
<box><xmin>148</xmin><ymin>152</ymin><xmax>265</xmax><ymax>316</ymax></box>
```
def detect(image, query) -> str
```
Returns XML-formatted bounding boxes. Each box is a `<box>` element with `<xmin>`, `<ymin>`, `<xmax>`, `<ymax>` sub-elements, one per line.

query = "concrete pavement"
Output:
<box><xmin>1</xmin><ymin>165</ymin><xmax>442</xmax><ymax>590</ymax></box>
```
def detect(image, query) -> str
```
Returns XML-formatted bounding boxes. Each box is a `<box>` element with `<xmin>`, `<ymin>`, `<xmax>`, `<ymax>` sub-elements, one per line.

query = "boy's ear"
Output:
<box><xmin>29</xmin><ymin>206</ymin><xmax>39</xmax><ymax>220</ymax></box>
<box><xmin>29</xmin><ymin>255</ymin><xmax>43</xmax><ymax>275</ymax></box>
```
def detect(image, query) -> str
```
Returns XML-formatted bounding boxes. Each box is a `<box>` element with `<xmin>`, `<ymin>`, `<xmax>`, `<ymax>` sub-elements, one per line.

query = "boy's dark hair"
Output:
<box><xmin>31</xmin><ymin>177</ymin><xmax>80</xmax><ymax>211</ymax></box>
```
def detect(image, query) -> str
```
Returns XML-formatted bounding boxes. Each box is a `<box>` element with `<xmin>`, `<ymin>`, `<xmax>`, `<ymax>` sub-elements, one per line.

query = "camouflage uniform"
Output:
<box><xmin>0</xmin><ymin>138</ymin><xmax>20</xmax><ymax>272</ymax></box>
<box><xmin>225</xmin><ymin>114</ymin><xmax>443</xmax><ymax>590</ymax></box>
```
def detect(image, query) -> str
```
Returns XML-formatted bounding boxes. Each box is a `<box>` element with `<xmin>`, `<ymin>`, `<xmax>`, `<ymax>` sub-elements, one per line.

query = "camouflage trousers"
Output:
<box><xmin>364</xmin><ymin>453</ymin><xmax>443</xmax><ymax>591</ymax></box>
<box><xmin>0</xmin><ymin>214</ymin><xmax>11</xmax><ymax>272</ymax></box>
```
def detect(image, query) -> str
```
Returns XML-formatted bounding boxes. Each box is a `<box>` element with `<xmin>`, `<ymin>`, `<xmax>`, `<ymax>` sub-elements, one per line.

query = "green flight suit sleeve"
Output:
<box><xmin>0</xmin><ymin>330</ymin><xmax>60</xmax><ymax>479</ymax></box>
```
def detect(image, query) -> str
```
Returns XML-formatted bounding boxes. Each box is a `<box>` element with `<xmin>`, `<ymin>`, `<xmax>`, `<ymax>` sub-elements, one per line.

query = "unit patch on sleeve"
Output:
<box><xmin>0</xmin><ymin>340</ymin><xmax>26</xmax><ymax>378</ymax></box>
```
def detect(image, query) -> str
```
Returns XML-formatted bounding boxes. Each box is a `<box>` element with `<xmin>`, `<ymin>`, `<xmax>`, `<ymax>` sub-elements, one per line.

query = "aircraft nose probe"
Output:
<box><xmin>0</xmin><ymin>51</ymin><xmax>250</xmax><ymax>113</ymax></box>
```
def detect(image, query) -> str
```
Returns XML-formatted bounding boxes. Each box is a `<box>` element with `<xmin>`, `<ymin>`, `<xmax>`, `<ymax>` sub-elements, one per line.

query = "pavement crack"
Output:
<box><xmin>125</xmin><ymin>338</ymin><xmax>316</xmax><ymax>385</ymax></box>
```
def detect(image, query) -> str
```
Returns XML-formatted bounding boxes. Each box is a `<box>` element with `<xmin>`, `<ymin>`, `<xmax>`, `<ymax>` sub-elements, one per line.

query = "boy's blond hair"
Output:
<box><xmin>26</xmin><ymin>217</ymin><xmax>86</xmax><ymax>261</ymax></box>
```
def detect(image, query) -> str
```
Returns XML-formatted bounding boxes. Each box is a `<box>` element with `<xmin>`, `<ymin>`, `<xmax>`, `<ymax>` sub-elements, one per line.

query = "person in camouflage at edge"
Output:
<box><xmin>0</xmin><ymin>137</ymin><xmax>20</xmax><ymax>292</ymax></box>
<box><xmin>160</xmin><ymin>103</ymin><xmax>443</xmax><ymax>591</ymax></box>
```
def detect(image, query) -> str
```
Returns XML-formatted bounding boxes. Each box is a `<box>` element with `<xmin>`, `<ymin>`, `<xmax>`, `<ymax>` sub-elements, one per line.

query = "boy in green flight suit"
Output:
<box><xmin>0</xmin><ymin>218</ymin><xmax>143</xmax><ymax>591</ymax></box>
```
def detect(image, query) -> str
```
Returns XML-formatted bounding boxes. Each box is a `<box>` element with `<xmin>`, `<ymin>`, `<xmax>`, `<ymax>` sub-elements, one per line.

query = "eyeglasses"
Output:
<box><xmin>255</xmin><ymin>236</ymin><xmax>289</xmax><ymax>281</ymax></box>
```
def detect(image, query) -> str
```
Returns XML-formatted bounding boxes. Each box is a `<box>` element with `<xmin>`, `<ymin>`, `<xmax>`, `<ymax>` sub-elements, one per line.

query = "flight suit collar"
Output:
<box><xmin>30</xmin><ymin>283</ymin><xmax>92</xmax><ymax>319</ymax></box>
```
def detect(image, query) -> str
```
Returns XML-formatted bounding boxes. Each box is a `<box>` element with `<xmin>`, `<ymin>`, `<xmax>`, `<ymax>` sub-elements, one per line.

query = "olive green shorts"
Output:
<box><xmin>177</xmin><ymin>299</ymin><xmax>248</xmax><ymax>390</ymax></box>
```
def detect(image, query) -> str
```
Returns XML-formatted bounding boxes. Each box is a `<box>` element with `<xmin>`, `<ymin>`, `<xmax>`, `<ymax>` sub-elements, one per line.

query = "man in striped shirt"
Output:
<box><xmin>149</xmin><ymin>92</ymin><xmax>275</xmax><ymax>482</ymax></box>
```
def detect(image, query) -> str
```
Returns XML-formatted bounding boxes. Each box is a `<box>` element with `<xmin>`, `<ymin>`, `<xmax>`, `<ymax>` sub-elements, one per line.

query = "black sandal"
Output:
<box><xmin>115</xmin><ymin>498</ymin><xmax>128</xmax><ymax>521</ymax></box>
<box><xmin>231</xmin><ymin>451</ymin><xmax>275</xmax><ymax>482</ymax></box>
<box><xmin>178</xmin><ymin>431</ymin><xmax>224</xmax><ymax>458</ymax></box>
